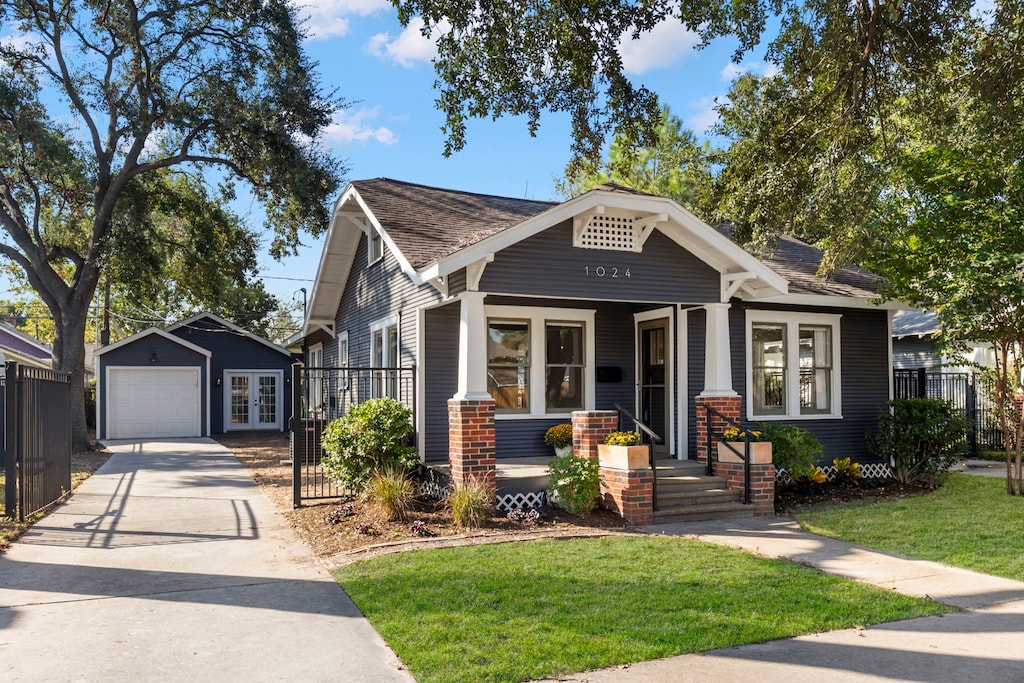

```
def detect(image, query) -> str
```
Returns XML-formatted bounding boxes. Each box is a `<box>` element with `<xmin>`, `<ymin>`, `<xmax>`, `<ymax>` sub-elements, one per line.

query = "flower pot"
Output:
<box><xmin>717</xmin><ymin>441</ymin><xmax>772</xmax><ymax>464</ymax></box>
<box><xmin>553</xmin><ymin>445</ymin><xmax>572</xmax><ymax>457</ymax></box>
<box><xmin>598</xmin><ymin>444</ymin><xmax>650</xmax><ymax>470</ymax></box>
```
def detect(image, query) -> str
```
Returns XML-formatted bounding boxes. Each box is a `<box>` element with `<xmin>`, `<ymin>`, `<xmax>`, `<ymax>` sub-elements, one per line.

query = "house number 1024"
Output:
<box><xmin>584</xmin><ymin>266</ymin><xmax>631</xmax><ymax>278</ymax></box>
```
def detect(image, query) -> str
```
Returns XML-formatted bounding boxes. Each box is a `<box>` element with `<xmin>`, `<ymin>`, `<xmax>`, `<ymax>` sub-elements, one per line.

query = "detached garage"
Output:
<box><xmin>96</xmin><ymin>313</ymin><xmax>294</xmax><ymax>440</ymax></box>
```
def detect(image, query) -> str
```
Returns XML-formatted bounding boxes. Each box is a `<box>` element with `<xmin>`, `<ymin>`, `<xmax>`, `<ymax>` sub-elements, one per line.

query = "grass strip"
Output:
<box><xmin>797</xmin><ymin>473</ymin><xmax>1024</xmax><ymax>581</ymax></box>
<box><xmin>335</xmin><ymin>535</ymin><xmax>947</xmax><ymax>683</ymax></box>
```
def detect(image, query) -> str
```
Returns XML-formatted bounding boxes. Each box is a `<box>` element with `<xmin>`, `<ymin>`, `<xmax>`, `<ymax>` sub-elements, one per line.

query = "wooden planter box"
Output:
<box><xmin>717</xmin><ymin>441</ymin><xmax>773</xmax><ymax>464</ymax></box>
<box><xmin>598</xmin><ymin>444</ymin><xmax>650</xmax><ymax>470</ymax></box>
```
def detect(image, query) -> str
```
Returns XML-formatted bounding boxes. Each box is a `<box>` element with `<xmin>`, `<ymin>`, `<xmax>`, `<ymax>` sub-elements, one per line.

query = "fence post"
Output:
<box><xmin>916</xmin><ymin>367</ymin><xmax>928</xmax><ymax>398</ymax></box>
<box><xmin>3</xmin><ymin>362</ymin><xmax>15</xmax><ymax>518</ymax></box>
<box><xmin>291</xmin><ymin>363</ymin><xmax>302</xmax><ymax>509</ymax></box>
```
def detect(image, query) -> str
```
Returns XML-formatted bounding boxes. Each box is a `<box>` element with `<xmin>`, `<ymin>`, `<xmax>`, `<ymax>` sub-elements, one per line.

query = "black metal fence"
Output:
<box><xmin>893</xmin><ymin>368</ymin><xmax>1004</xmax><ymax>453</ymax></box>
<box><xmin>3</xmin><ymin>362</ymin><xmax>72</xmax><ymax>521</ymax></box>
<box><xmin>290</xmin><ymin>365</ymin><xmax>416</xmax><ymax>506</ymax></box>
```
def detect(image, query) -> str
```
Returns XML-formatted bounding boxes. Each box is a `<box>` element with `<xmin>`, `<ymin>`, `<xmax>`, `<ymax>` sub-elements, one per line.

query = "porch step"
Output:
<box><xmin>655</xmin><ymin>487</ymin><xmax>742</xmax><ymax>508</ymax></box>
<box><xmin>651</xmin><ymin>471</ymin><xmax>756</xmax><ymax>523</ymax></box>
<box><xmin>655</xmin><ymin>474</ymin><xmax>731</xmax><ymax>492</ymax></box>
<box><xmin>651</xmin><ymin>501</ymin><xmax>755</xmax><ymax>524</ymax></box>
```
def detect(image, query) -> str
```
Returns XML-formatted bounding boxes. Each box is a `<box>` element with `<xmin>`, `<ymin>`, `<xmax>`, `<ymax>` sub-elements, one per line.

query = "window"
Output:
<box><xmin>747</xmin><ymin>311</ymin><xmax>841</xmax><ymax>419</ymax></box>
<box><xmin>337</xmin><ymin>331</ymin><xmax>350</xmax><ymax>392</ymax></box>
<box><xmin>307</xmin><ymin>342</ymin><xmax>323</xmax><ymax>413</ymax></box>
<box><xmin>485</xmin><ymin>306</ymin><xmax>595</xmax><ymax>417</ymax></box>
<box><xmin>370</xmin><ymin>317</ymin><xmax>398</xmax><ymax>398</ymax></box>
<box><xmin>368</xmin><ymin>228</ymin><xmax>382</xmax><ymax>264</ymax></box>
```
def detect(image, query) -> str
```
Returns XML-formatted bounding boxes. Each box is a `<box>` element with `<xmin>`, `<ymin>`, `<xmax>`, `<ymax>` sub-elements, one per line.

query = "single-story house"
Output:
<box><xmin>96</xmin><ymin>312</ymin><xmax>294</xmax><ymax>439</ymax></box>
<box><xmin>892</xmin><ymin>309</ymin><xmax>996</xmax><ymax>371</ymax></box>
<box><xmin>297</xmin><ymin>178</ymin><xmax>901</xmax><ymax>479</ymax></box>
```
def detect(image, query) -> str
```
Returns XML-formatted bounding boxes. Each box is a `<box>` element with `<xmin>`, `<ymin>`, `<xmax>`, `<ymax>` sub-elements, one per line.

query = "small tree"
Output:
<box><xmin>870</xmin><ymin>398</ymin><xmax>972</xmax><ymax>485</ymax></box>
<box><xmin>320</xmin><ymin>399</ymin><xmax>418</xmax><ymax>492</ymax></box>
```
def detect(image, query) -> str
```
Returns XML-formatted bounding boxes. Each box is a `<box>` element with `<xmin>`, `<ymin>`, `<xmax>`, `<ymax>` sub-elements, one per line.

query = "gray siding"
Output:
<box><xmin>480</xmin><ymin>223</ymin><xmax>721</xmax><ymax>303</ymax></box>
<box><xmin>729</xmin><ymin>303</ymin><xmax>890</xmax><ymax>463</ymax></box>
<box><xmin>687</xmin><ymin>308</ymin><xmax>707</xmax><ymax>459</ymax></box>
<box><xmin>893</xmin><ymin>337</ymin><xmax>940</xmax><ymax>370</ymax></box>
<box><xmin>98</xmin><ymin>336</ymin><xmax>208</xmax><ymax>439</ymax></box>
<box><xmin>423</xmin><ymin>303</ymin><xmax>459</xmax><ymax>460</ymax></box>
<box><xmin>169</xmin><ymin>318</ymin><xmax>293</xmax><ymax>433</ymax></box>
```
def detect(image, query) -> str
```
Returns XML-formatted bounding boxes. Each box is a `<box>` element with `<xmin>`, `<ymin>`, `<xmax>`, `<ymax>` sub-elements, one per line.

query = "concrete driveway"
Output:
<box><xmin>0</xmin><ymin>438</ymin><xmax>412</xmax><ymax>682</ymax></box>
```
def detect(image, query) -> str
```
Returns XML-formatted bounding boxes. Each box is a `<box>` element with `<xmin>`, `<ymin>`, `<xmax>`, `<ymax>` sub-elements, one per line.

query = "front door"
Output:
<box><xmin>225</xmin><ymin>371</ymin><xmax>282</xmax><ymax>431</ymax></box>
<box><xmin>638</xmin><ymin>318</ymin><xmax>671</xmax><ymax>456</ymax></box>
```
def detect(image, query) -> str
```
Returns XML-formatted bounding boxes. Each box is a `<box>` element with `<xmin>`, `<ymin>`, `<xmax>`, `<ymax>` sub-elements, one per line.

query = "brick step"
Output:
<box><xmin>654</xmin><ymin>475</ymin><xmax>731</xmax><ymax>492</ymax></box>
<box><xmin>655</xmin><ymin>488</ymin><xmax>742</xmax><ymax>508</ymax></box>
<box><xmin>651</xmin><ymin>501</ymin><xmax>756</xmax><ymax>524</ymax></box>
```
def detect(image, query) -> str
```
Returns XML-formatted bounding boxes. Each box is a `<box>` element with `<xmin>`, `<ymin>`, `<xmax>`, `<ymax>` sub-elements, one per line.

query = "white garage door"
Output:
<box><xmin>108</xmin><ymin>368</ymin><xmax>201</xmax><ymax>439</ymax></box>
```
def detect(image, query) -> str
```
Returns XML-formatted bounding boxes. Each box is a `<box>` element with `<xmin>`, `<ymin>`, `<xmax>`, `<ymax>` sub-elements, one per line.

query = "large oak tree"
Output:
<box><xmin>0</xmin><ymin>0</ymin><xmax>343</xmax><ymax>447</ymax></box>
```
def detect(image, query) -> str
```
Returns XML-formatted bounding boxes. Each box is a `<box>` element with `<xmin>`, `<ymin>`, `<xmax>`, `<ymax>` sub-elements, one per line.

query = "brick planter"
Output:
<box><xmin>599</xmin><ymin>466</ymin><xmax>654</xmax><ymax>526</ymax></box>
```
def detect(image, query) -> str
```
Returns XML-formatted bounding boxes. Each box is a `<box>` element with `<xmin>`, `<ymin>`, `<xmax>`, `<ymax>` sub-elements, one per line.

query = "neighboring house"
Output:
<box><xmin>298</xmin><ymin>178</ymin><xmax>900</xmax><ymax>468</ymax></box>
<box><xmin>96</xmin><ymin>312</ymin><xmax>294</xmax><ymax>440</ymax></box>
<box><xmin>0</xmin><ymin>321</ymin><xmax>54</xmax><ymax>370</ymax></box>
<box><xmin>892</xmin><ymin>309</ymin><xmax>995</xmax><ymax>371</ymax></box>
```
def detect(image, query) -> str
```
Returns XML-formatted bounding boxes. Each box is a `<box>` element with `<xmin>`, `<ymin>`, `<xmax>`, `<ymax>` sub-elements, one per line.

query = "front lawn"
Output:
<box><xmin>797</xmin><ymin>473</ymin><xmax>1024</xmax><ymax>580</ymax></box>
<box><xmin>335</xmin><ymin>535</ymin><xmax>947</xmax><ymax>683</ymax></box>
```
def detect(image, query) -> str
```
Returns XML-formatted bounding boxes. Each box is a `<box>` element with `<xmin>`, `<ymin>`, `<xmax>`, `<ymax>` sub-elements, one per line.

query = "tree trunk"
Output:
<box><xmin>50</xmin><ymin>283</ymin><xmax>98</xmax><ymax>452</ymax></box>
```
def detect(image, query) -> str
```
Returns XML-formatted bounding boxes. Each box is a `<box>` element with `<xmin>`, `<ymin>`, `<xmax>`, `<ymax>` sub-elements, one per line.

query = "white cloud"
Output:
<box><xmin>366</xmin><ymin>17</ymin><xmax>447</xmax><ymax>68</ymax></box>
<box><xmin>685</xmin><ymin>96</ymin><xmax>722</xmax><ymax>135</ymax></box>
<box><xmin>617</xmin><ymin>19</ymin><xmax>700</xmax><ymax>75</ymax></box>
<box><xmin>0</xmin><ymin>32</ymin><xmax>50</xmax><ymax>57</ymax></box>
<box><xmin>289</xmin><ymin>0</ymin><xmax>391</xmax><ymax>40</ymax></box>
<box><xmin>323</xmin><ymin>108</ymin><xmax>398</xmax><ymax>146</ymax></box>
<box><xmin>720</xmin><ymin>60</ymin><xmax>780</xmax><ymax>82</ymax></box>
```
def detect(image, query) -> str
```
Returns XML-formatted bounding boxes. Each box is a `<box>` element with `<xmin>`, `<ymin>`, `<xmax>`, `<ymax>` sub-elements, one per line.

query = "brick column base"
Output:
<box><xmin>448</xmin><ymin>398</ymin><xmax>496</xmax><ymax>495</ymax></box>
<box><xmin>599</xmin><ymin>466</ymin><xmax>654</xmax><ymax>526</ymax></box>
<box><xmin>571</xmin><ymin>410</ymin><xmax>619</xmax><ymax>459</ymax></box>
<box><xmin>694</xmin><ymin>395</ymin><xmax>742</xmax><ymax>465</ymax></box>
<box><xmin>714</xmin><ymin>461</ymin><xmax>776</xmax><ymax>515</ymax></box>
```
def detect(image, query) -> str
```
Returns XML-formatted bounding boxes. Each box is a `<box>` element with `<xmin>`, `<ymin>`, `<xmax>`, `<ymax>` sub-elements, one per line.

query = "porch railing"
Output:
<box><xmin>614</xmin><ymin>403</ymin><xmax>663</xmax><ymax>512</ymax></box>
<box><xmin>701</xmin><ymin>404</ymin><xmax>752</xmax><ymax>505</ymax></box>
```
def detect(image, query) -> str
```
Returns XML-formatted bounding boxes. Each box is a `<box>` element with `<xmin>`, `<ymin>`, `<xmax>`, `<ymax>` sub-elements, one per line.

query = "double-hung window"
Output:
<box><xmin>307</xmin><ymin>342</ymin><xmax>324</xmax><ymax>414</ymax></box>
<box><xmin>370</xmin><ymin>317</ymin><xmax>398</xmax><ymax>398</ymax></box>
<box><xmin>486</xmin><ymin>306</ymin><xmax>595</xmax><ymax>417</ymax></box>
<box><xmin>747</xmin><ymin>311</ymin><xmax>841</xmax><ymax>419</ymax></box>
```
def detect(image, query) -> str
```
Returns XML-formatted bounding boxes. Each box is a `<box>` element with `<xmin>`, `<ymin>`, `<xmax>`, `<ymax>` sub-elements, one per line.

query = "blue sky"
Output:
<box><xmin>259</xmin><ymin>1</ymin><xmax>779</xmax><ymax>309</ymax></box>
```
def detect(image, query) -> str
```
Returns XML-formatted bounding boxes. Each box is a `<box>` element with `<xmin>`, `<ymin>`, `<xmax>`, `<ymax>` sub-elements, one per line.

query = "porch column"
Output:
<box><xmin>701</xmin><ymin>303</ymin><xmax>736</xmax><ymax>398</ymax></box>
<box><xmin>449</xmin><ymin>291</ymin><xmax>496</xmax><ymax>497</ymax></box>
<box><xmin>454</xmin><ymin>291</ymin><xmax>490</xmax><ymax>401</ymax></box>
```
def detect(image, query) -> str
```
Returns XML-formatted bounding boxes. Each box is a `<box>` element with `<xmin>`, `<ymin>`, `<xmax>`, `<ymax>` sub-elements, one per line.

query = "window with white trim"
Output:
<box><xmin>747</xmin><ymin>311</ymin><xmax>841</xmax><ymax>419</ymax></box>
<box><xmin>370</xmin><ymin>317</ymin><xmax>398</xmax><ymax>398</ymax></box>
<box><xmin>485</xmin><ymin>306</ymin><xmax>595</xmax><ymax>417</ymax></box>
<box><xmin>307</xmin><ymin>342</ymin><xmax>324</xmax><ymax>412</ymax></box>
<box><xmin>337</xmin><ymin>331</ymin><xmax>350</xmax><ymax>392</ymax></box>
<box><xmin>368</xmin><ymin>228</ymin><xmax>383</xmax><ymax>264</ymax></box>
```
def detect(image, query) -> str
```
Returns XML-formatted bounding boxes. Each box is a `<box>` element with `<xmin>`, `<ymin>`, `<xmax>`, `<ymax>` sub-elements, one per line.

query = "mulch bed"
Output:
<box><xmin>775</xmin><ymin>478</ymin><xmax>934</xmax><ymax>514</ymax></box>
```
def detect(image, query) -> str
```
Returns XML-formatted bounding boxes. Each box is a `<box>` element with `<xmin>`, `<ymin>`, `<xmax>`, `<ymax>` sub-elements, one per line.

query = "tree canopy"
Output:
<box><xmin>0</xmin><ymin>0</ymin><xmax>344</xmax><ymax>446</ymax></box>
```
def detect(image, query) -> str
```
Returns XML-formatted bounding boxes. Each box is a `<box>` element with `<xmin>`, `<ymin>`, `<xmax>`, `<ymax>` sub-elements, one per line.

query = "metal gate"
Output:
<box><xmin>893</xmin><ymin>368</ymin><xmax>1005</xmax><ymax>453</ymax></box>
<box><xmin>3</xmin><ymin>362</ymin><xmax>72</xmax><ymax>520</ymax></box>
<box><xmin>290</xmin><ymin>364</ymin><xmax>416</xmax><ymax>506</ymax></box>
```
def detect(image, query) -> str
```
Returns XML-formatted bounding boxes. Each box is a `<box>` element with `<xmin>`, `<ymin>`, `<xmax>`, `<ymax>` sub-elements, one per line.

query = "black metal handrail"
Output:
<box><xmin>702</xmin><ymin>403</ymin><xmax>751</xmax><ymax>505</ymax></box>
<box><xmin>614</xmin><ymin>403</ymin><xmax>663</xmax><ymax>512</ymax></box>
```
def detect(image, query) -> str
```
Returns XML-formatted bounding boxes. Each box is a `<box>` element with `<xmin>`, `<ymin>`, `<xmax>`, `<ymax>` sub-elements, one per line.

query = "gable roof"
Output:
<box><xmin>165</xmin><ymin>312</ymin><xmax>292</xmax><ymax>357</ymax></box>
<box><xmin>304</xmin><ymin>178</ymin><xmax>891</xmax><ymax>333</ymax></box>
<box><xmin>95</xmin><ymin>327</ymin><xmax>212</xmax><ymax>358</ymax></box>
<box><xmin>893</xmin><ymin>309</ymin><xmax>938</xmax><ymax>338</ymax></box>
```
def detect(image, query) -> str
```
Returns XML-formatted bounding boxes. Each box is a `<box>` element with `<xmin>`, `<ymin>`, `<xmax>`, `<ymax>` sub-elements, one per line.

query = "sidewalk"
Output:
<box><xmin>540</xmin><ymin>516</ymin><xmax>1024</xmax><ymax>682</ymax></box>
<box><xmin>0</xmin><ymin>438</ymin><xmax>413</xmax><ymax>683</ymax></box>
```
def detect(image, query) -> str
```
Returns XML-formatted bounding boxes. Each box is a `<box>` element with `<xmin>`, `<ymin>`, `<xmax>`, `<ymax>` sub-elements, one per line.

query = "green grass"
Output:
<box><xmin>334</xmin><ymin>536</ymin><xmax>947</xmax><ymax>683</ymax></box>
<box><xmin>797</xmin><ymin>473</ymin><xmax>1024</xmax><ymax>580</ymax></box>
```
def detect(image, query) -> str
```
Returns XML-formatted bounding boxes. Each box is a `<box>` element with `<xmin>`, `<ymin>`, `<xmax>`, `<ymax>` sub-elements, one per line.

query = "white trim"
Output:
<box><xmin>887</xmin><ymin>309</ymin><xmax>895</xmax><ymax>401</ymax></box>
<box><xmin>165</xmin><ymin>312</ymin><xmax>292</xmax><ymax>357</ymax></box>
<box><xmin>104</xmin><ymin>365</ymin><xmax>203</xmax><ymax>439</ymax></box>
<box><xmin>336</xmin><ymin>331</ymin><xmax>349</xmax><ymax>367</ymax></box>
<box><xmin>95</xmin><ymin>327</ymin><xmax>211</xmax><ymax>358</ymax></box>
<box><xmin>416</xmin><ymin>307</ymin><xmax>427</xmax><ymax>462</ymax></box>
<box><xmin>677</xmin><ymin>305</ymin><xmax>689</xmax><ymax>459</ymax></box>
<box><xmin>485</xmin><ymin>305</ymin><xmax>596</xmax><ymax>419</ymax></box>
<box><xmin>634</xmin><ymin>307</ymin><xmax>675</xmax><ymax>457</ymax></box>
<box><xmin>745</xmin><ymin>310</ymin><xmax>843</xmax><ymax>421</ymax></box>
<box><xmin>223</xmin><ymin>369</ymin><xmax>284</xmax><ymax>431</ymax></box>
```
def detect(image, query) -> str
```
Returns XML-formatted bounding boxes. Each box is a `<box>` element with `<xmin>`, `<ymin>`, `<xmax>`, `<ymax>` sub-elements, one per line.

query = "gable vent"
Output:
<box><xmin>576</xmin><ymin>214</ymin><xmax>639</xmax><ymax>252</ymax></box>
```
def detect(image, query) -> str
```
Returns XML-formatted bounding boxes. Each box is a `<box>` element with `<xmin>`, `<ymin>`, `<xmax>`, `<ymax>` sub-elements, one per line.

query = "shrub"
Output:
<box><xmin>870</xmin><ymin>398</ymin><xmax>971</xmax><ymax>484</ymax></box>
<box><xmin>758</xmin><ymin>422</ymin><xmax>823</xmax><ymax>481</ymax></box>
<box><xmin>544</xmin><ymin>423</ymin><xmax>574</xmax><ymax>449</ymax></box>
<box><xmin>547</xmin><ymin>452</ymin><xmax>602</xmax><ymax>517</ymax></box>
<box><xmin>605</xmin><ymin>431</ymin><xmax>641</xmax><ymax>446</ymax></box>
<box><xmin>320</xmin><ymin>398</ymin><xmax>418</xmax><ymax>491</ymax></box>
<box><xmin>832</xmin><ymin>457</ymin><xmax>863</xmax><ymax>486</ymax></box>
<box><xmin>362</xmin><ymin>467</ymin><xmax>415</xmax><ymax>521</ymax></box>
<box><xmin>448</xmin><ymin>478</ymin><xmax>495</xmax><ymax>528</ymax></box>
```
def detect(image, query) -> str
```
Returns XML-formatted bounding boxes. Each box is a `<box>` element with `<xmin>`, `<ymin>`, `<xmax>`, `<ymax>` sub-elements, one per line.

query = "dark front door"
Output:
<box><xmin>638</xmin><ymin>319</ymin><xmax>670</xmax><ymax>456</ymax></box>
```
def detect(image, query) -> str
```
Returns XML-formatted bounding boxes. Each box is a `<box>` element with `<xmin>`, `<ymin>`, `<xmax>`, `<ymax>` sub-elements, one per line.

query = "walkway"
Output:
<box><xmin>0</xmin><ymin>438</ymin><xmax>413</xmax><ymax>683</ymax></box>
<box><xmin>540</xmin><ymin>515</ymin><xmax>1024</xmax><ymax>682</ymax></box>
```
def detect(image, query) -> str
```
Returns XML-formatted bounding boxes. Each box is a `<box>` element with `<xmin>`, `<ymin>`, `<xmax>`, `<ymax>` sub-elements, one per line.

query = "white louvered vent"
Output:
<box><xmin>576</xmin><ymin>214</ymin><xmax>638</xmax><ymax>252</ymax></box>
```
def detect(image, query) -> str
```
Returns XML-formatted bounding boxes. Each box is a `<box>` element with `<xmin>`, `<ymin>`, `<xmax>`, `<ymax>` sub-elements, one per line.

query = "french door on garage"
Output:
<box><xmin>225</xmin><ymin>371</ymin><xmax>282</xmax><ymax>431</ymax></box>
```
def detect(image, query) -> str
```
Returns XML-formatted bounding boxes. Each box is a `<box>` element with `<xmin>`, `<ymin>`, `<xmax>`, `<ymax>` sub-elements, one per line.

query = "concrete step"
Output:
<box><xmin>655</xmin><ymin>487</ymin><xmax>743</xmax><ymax>508</ymax></box>
<box><xmin>651</xmin><ymin>501</ymin><xmax>756</xmax><ymax>524</ymax></box>
<box><xmin>655</xmin><ymin>474</ymin><xmax>731</xmax><ymax>492</ymax></box>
